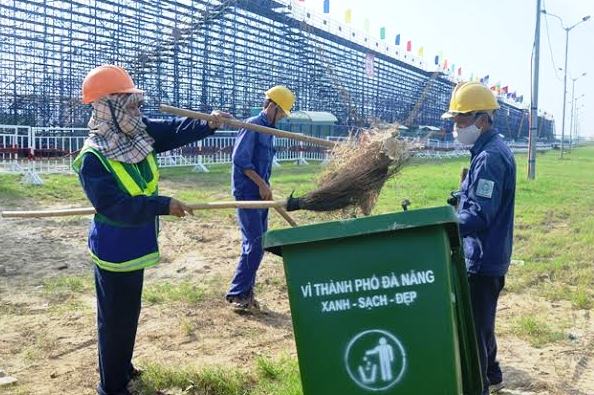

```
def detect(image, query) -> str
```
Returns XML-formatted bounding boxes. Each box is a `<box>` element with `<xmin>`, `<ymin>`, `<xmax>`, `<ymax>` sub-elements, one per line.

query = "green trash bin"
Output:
<box><xmin>263</xmin><ymin>206</ymin><xmax>483</xmax><ymax>394</ymax></box>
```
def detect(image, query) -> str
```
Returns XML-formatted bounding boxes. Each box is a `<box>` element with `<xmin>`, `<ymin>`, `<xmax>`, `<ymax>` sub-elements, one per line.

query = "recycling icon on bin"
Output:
<box><xmin>344</xmin><ymin>329</ymin><xmax>407</xmax><ymax>392</ymax></box>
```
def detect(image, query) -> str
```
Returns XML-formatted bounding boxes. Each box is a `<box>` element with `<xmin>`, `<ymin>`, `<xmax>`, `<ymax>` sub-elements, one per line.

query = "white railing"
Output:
<box><xmin>0</xmin><ymin>125</ymin><xmax>32</xmax><ymax>162</ymax></box>
<box><xmin>0</xmin><ymin>125</ymin><xmax>556</xmax><ymax>174</ymax></box>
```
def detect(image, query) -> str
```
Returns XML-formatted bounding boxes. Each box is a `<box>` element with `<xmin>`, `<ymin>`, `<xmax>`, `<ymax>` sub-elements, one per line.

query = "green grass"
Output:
<box><xmin>252</xmin><ymin>356</ymin><xmax>302</xmax><ymax>395</ymax></box>
<box><xmin>511</xmin><ymin>315</ymin><xmax>566</xmax><ymax>348</ymax></box>
<box><xmin>142</xmin><ymin>281</ymin><xmax>206</xmax><ymax>305</ymax></box>
<box><xmin>130</xmin><ymin>356</ymin><xmax>301</xmax><ymax>395</ymax></box>
<box><xmin>0</xmin><ymin>173</ymin><xmax>85</xmax><ymax>207</ymax></box>
<box><xmin>41</xmin><ymin>275</ymin><xmax>93</xmax><ymax>300</ymax></box>
<box><xmin>131</xmin><ymin>362</ymin><xmax>252</xmax><ymax>395</ymax></box>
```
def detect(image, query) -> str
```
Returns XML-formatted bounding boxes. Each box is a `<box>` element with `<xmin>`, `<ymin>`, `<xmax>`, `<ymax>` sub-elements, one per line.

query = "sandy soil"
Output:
<box><xmin>1</xmin><ymin>214</ymin><xmax>593</xmax><ymax>394</ymax></box>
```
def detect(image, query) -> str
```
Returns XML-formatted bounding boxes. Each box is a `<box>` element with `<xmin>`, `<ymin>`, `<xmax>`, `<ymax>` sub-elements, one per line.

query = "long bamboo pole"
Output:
<box><xmin>159</xmin><ymin>104</ymin><xmax>336</xmax><ymax>149</ymax></box>
<box><xmin>1</xmin><ymin>200</ymin><xmax>289</xmax><ymax>219</ymax></box>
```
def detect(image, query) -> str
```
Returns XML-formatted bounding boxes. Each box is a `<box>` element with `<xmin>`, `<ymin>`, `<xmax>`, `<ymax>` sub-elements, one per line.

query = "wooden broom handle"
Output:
<box><xmin>159</xmin><ymin>104</ymin><xmax>336</xmax><ymax>149</ymax></box>
<box><xmin>1</xmin><ymin>201</ymin><xmax>289</xmax><ymax>219</ymax></box>
<box><xmin>273</xmin><ymin>206</ymin><xmax>298</xmax><ymax>227</ymax></box>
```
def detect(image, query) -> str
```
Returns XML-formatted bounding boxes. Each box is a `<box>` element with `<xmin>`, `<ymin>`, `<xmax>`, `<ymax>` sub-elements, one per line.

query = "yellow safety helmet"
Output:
<box><xmin>265</xmin><ymin>85</ymin><xmax>296</xmax><ymax>115</ymax></box>
<box><xmin>441</xmin><ymin>81</ymin><xmax>499</xmax><ymax>119</ymax></box>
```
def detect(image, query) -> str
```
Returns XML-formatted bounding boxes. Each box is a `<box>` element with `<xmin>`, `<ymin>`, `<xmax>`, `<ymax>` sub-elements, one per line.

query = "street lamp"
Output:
<box><xmin>542</xmin><ymin>10</ymin><xmax>591</xmax><ymax>158</ymax></box>
<box><xmin>572</xmin><ymin>95</ymin><xmax>585</xmax><ymax>146</ymax></box>
<box><xmin>569</xmin><ymin>73</ymin><xmax>587</xmax><ymax>150</ymax></box>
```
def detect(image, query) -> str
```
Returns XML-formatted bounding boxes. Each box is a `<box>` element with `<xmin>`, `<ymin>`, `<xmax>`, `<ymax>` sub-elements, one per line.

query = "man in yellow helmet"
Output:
<box><xmin>226</xmin><ymin>85</ymin><xmax>296</xmax><ymax>311</ymax></box>
<box><xmin>443</xmin><ymin>82</ymin><xmax>516</xmax><ymax>394</ymax></box>
<box><xmin>74</xmin><ymin>65</ymin><xmax>229</xmax><ymax>395</ymax></box>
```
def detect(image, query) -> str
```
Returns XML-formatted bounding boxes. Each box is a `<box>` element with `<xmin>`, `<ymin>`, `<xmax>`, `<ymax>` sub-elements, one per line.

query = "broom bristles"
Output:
<box><xmin>286</xmin><ymin>126</ymin><xmax>410</xmax><ymax>215</ymax></box>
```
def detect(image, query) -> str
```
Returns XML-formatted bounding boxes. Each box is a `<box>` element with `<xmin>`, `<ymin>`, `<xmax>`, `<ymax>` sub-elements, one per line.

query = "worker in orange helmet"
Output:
<box><xmin>73</xmin><ymin>65</ymin><xmax>230</xmax><ymax>395</ymax></box>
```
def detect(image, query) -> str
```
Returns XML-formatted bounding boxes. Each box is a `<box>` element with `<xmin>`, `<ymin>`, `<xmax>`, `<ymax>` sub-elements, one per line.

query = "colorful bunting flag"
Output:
<box><xmin>395</xmin><ymin>34</ymin><xmax>401</xmax><ymax>45</ymax></box>
<box><xmin>345</xmin><ymin>9</ymin><xmax>352</xmax><ymax>23</ymax></box>
<box><xmin>417</xmin><ymin>47</ymin><xmax>424</xmax><ymax>58</ymax></box>
<box><xmin>323</xmin><ymin>0</ymin><xmax>330</xmax><ymax>13</ymax></box>
<box><xmin>380</xmin><ymin>27</ymin><xmax>386</xmax><ymax>40</ymax></box>
<box><xmin>406</xmin><ymin>40</ymin><xmax>412</xmax><ymax>52</ymax></box>
<box><xmin>365</xmin><ymin>53</ymin><xmax>375</xmax><ymax>78</ymax></box>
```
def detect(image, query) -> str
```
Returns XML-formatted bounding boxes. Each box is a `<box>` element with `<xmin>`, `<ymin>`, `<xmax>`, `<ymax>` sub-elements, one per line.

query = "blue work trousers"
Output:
<box><xmin>95</xmin><ymin>265</ymin><xmax>144</xmax><ymax>395</ymax></box>
<box><xmin>227</xmin><ymin>195</ymin><xmax>269</xmax><ymax>298</ymax></box>
<box><xmin>468</xmin><ymin>273</ymin><xmax>505</xmax><ymax>394</ymax></box>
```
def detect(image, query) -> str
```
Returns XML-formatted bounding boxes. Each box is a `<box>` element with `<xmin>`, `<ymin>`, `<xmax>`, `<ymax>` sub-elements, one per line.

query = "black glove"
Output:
<box><xmin>285</xmin><ymin>192</ymin><xmax>303</xmax><ymax>212</ymax></box>
<box><xmin>447</xmin><ymin>191</ymin><xmax>461</xmax><ymax>207</ymax></box>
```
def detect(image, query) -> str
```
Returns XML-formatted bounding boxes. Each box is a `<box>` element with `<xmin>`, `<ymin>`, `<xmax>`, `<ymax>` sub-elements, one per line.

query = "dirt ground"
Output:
<box><xmin>1</xmin><ymin>212</ymin><xmax>593</xmax><ymax>394</ymax></box>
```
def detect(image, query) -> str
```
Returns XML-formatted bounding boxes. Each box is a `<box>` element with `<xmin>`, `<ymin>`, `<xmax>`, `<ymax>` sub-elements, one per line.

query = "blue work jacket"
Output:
<box><xmin>231</xmin><ymin>112</ymin><xmax>275</xmax><ymax>197</ymax></box>
<box><xmin>457</xmin><ymin>129</ymin><xmax>516</xmax><ymax>276</ymax></box>
<box><xmin>75</xmin><ymin>117</ymin><xmax>214</xmax><ymax>271</ymax></box>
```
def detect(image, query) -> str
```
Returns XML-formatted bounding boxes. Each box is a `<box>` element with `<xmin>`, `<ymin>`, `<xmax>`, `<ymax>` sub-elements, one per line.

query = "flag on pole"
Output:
<box><xmin>434</xmin><ymin>55</ymin><xmax>439</xmax><ymax>65</ymax></box>
<box><xmin>380</xmin><ymin>27</ymin><xmax>386</xmax><ymax>40</ymax></box>
<box><xmin>406</xmin><ymin>40</ymin><xmax>412</xmax><ymax>52</ymax></box>
<box><xmin>345</xmin><ymin>9</ymin><xmax>352</xmax><ymax>23</ymax></box>
<box><xmin>395</xmin><ymin>34</ymin><xmax>401</xmax><ymax>45</ymax></box>
<box><xmin>323</xmin><ymin>0</ymin><xmax>330</xmax><ymax>13</ymax></box>
<box><xmin>365</xmin><ymin>53</ymin><xmax>375</xmax><ymax>78</ymax></box>
<box><xmin>457</xmin><ymin>67</ymin><xmax>462</xmax><ymax>76</ymax></box>
<box><xmin>443</xmin><ymin>59</ymin><xmax>448</xmax><ymax>70</ymax></box>
<box><xmin>417</xmin><ymin>47</ymin><xmax>424</xmax><ymax>58</ymax></box>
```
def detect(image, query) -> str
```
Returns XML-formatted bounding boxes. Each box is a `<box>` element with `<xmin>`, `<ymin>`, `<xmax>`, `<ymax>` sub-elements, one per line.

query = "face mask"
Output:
<box><xmin>454</xmin><ymin>123</ymin><xmax>481</xmax><ymax>145</ymax></box>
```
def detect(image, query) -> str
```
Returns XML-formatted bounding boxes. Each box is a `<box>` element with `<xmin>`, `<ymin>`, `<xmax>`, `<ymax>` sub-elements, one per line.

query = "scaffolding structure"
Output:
<box><xmin>1</xmin><ymin>0</ymin><xmax>555</xmax><ymax>140</ymax></box>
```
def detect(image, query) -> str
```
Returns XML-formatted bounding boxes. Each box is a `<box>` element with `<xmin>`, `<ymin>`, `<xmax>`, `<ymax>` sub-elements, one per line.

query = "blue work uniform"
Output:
<box><xmin>75</xmin><ymin>117</ymin><xmax>213</xmax><ymax>395</ymax></box>
<box><xmin>457</xmin><ymin>128</ymin><xmax>516</xmax><ymax>394</ymax></box>
<box><xmin>227</xmin><ymin>112</ymin><xmax>275</xmax><ymax>299</ymax></box>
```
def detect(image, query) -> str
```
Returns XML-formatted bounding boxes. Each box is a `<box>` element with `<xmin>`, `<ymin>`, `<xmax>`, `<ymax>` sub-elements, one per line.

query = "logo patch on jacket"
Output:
<box><xmin>476</xmin><ymin>179</ymin><xmax>495</xmax><ymax>198</ymax></box>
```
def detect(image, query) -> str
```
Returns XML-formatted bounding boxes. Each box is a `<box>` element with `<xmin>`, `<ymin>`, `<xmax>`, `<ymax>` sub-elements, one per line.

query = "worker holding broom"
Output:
<box><xmin>226</xmin><ymin>86</ymin><xmax>296</xmax><ymax>311</ymax></box>
<box><xmin>442</xmin><ymin>82</ymin><xmax>516</xmax><ymax>394</ymax></box>
<box><xmin>72</xmin><ymin>64</ymin><xmax>228</xmax><ymax>395</ymax></box>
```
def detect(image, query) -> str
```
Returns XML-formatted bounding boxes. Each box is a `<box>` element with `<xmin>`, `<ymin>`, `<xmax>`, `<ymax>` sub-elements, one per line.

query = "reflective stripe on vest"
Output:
<box><xmin>89</xmin><ymin>249</ymin><xmax>160</xmax><ymax>273</ymax></box>
<box><xmin>73</xmin><ymin>147</ymin><xmax>161</xmax><ymax>272</ymax></box>
<box><xmin>73</xmin><ymin>147</ymin><xmax>159</xmax><ymax>197</ymax></box>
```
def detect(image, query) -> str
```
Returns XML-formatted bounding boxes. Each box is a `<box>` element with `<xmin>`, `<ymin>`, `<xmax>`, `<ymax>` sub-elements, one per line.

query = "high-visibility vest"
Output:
<box><xmin>73</xmin><ymin>147</ymin><xmax>162</xmax><ymax>272</ymax></box>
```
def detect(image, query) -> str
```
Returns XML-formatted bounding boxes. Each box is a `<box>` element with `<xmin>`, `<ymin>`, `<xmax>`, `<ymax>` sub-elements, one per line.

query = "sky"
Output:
<box><xmin>299</xmin><ymin>0</ymin><xmax>594</xmax><ymax>139</ymax></box>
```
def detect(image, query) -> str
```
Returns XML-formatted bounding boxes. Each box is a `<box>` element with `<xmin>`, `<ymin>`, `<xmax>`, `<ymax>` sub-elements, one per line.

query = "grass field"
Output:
<box><xmin>1</xmin><ymin>146</ymin><xmax>593</xmax><ymax>394</ymax></box>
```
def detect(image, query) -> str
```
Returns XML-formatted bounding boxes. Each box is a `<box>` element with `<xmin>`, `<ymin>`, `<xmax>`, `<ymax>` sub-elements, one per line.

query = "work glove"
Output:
<box><xmin>447</xmin><ymin>191</ymin><xmax>461</xmax><ymax>207</ymax></box>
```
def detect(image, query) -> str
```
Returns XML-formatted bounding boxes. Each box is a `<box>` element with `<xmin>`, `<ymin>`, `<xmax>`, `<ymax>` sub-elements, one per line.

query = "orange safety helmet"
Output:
<box><xmin>81</xmin><ymin>65</ymin><xmax>143</xmax><ymax>104</ymax></box>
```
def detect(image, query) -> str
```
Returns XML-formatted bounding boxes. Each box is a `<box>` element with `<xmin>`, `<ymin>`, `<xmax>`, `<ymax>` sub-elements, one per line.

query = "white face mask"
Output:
<box><xmin>454</xmin><ymin>123</ymin><xmax>481</xmax><ymax>145</ymax></box>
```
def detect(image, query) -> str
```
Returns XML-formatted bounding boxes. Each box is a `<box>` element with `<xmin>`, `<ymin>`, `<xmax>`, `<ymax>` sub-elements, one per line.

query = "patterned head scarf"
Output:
<box><xmin>84</xmin><ymin>93</ymin><xmax>155</xmax><ymax>164</ymax></box>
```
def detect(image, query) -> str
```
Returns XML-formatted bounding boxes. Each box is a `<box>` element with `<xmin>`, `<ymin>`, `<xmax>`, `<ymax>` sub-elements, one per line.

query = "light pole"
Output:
<box><xmin>569</xmin><ymin>73</ymin><xmax>587</xmax><ymax>150</ymax></box>
<box><xmin>542</xmin><ymin>10</ymin><xmax>590</xmax><ymax>158</ymax></box>
<box><xmin>572</xmin><ymin>96</ymin><xmax>585</xmax><ymax>146</ymax></box>
<box><xmin>528</xmin><ymin>0</ymin><xmax>542</xmax><ymax>180</ymax></box>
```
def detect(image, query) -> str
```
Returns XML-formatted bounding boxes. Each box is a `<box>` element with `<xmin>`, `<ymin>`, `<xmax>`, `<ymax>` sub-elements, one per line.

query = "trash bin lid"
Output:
<box><xmin>264</xmin><ymin>206</ymin><xmax>460</xmax><ymax>256</ymax></box>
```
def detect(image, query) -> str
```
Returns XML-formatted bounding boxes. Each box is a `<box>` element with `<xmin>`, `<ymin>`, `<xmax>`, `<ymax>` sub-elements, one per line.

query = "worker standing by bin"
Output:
<box><xmin>74</xmin><ymin>65</ymin><xmax>229</xmax><ymax>395</ymax></box>
<box><xmin>226</xmin><ymin>86</ymin><xmax>296</xmax><ymax>311</ymax></box>
<box><xmin>442</xmin><ymin>82</ymin><xmax>516</xmax><ymax>394</ymax></box>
